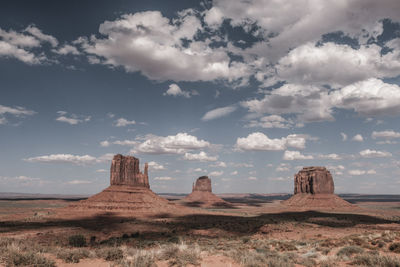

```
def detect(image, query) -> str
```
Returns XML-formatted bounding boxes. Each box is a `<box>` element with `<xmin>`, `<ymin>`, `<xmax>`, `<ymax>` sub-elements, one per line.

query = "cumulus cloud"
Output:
<box><xmin>147</xmin><ymin>161</ymin><xmax>166</xmax><ymax>170</ymax></box>
<box><xmin>372</xmin><ymin>130</ymin><xmax>400</xmax><ymax>139</ymax></box>
<box><xmin>245</xmin><ymin>115</ymin><xmax>294</xmax><ymax>129</ymax></box>
<box><xmin>201</xmin><ymin>105</ymin><xmax>237</xmax><ymax>121</ymax></box>
<box><xmin>352</xmin><ymin>134</ymin><xmax>364</xmax><ymax>142</ymax></box>
<box><xmin>55</xmin><ymin>111</ymin><xmax>91</xmax><ymax>125</ymax></box>
<box><xmin>283</xmin><ymin>150</ymin><xmax>313</xmax><ymax>161</ymax></box>
<box><xmin>79</xmin><ymin>11</ymin><xmax>250</xmax><ymax>84</ymax></box>
<box><xmin>163</xmin><ymin>84</ymin><xmax>195</xmax><ymax>98</ymax></box>
<box><xmin>209</xmin><ymin>170</ymin><xmax>223</xmax><ymax>177</ymax></box>
<box><xmin>235</xmin><ymin>132</ymin><xmax>306</xmax><ymax>151</ymax></box>
<box><xmin>131</xmin><ymin>132</ymin><xmax>210</xmax><ymax>154</ymax></box>
<box><xmin>276</xmin><ymin>163</ymin><xmax>291</xmax><ymax>172</ymax></box>
<box><xmin>66</xmin><ymin>180</ymin><xmax>92</xmax><ymax>185</ymax></box>
<box><xmin>349</xmin><ymin>169</ymin><xmax>377</xmax><ymax>176</ymax></box>
<box><xmin>114</xmin><ymin>118</ymin><xmax>136</xmax><ymax>127</ymax></box>
<box><xmin>183</xmin><ymin>151</ymin><xmax>218</xmax><ymax>162</ymax></box>
<box><xmin>25</xmin><ymin>153</ymin><xmax>113</xmax><ymax>165</ymax></box>
<box><xmin>210</xmin><ymin>161</ymin><xmax>227</xmax><ymax>168</ymax></box>
<box><xmin>53</xmin><ymin>44</ymin><xmax>80</xmax><ymax>55</ymax></box>
<box><xmin>359</xmin><ymin>149</ymin><xmax>392</xmax><ymax>158</ymax></box>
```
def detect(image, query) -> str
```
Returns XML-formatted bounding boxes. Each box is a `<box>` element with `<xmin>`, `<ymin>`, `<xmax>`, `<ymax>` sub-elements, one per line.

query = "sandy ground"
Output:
<box><xmin>0</xmin><ymin>195</ymin><xmax>400</xmax><ymax>266</ymax></box>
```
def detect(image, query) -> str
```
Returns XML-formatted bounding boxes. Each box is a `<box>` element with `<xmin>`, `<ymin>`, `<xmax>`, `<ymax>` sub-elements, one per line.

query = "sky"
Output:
<box><xmin>1</xmin><ymin>0</ymin><xmax>400</xmax><ymax>195</ymax></box>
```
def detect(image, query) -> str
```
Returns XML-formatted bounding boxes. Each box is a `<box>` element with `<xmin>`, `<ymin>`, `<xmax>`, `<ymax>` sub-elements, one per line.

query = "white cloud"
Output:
<box><xmin>0</xmin><ymin>26</ymin><xmax>57</xmax><ymax>64</ymax></box>
<box><xmin>25</xmin><ymin>25</ymin><xmax>58</xmax><ymax>47</ymax></box>
<box><xmin>66</xmin><ymin>180</ymin><xmax>92</xmax><ymax>185</ymax></box>
<box><xmin>96</xmin><ymin>169</ymin><xmax>108</xmax><ymax>173</ymax></box>
<box><xmin>359</xmin><ymin>149</ymin><xmax>392</xmax><ymax>158</ymax></box>
<box><xmin>230</xmin><ymin>170</ymin><xmax>238</xmax><ymax>175</ymax></box>
<box><xmin>54</xmin><ymin>44</ymin><xmax>80</xmax><ymax>55</ymax></box>
<box><xmin>163</xmin><ymin>84</ymin><xmax>193</xmax><ymax>98</ymax></box>
<box><xmin>372</xmin><ymin>130</ymin><xmax>400</xmax><ymax>139</ymax></box>
<box><xmin>25</xmin><ymin>153</ymin><xmax>113</xmax><ymax>165</ymax></box>
<box><xmin>0</xmin><ymin>104</ymin><xmax>36</xmax><ymax>124</ymax></box>
<box><xmin>318</xmin><ymin>153</ymin><xmax>342</xmax><ymax>160</ymax></box>
<box><xmin>349</xmin><ymin>169</ymin><xmax>377</xmax><ymax>176</ymax></box>
<box><xmin>276</xmin><ymin>163</ymin><xmax>290</xmax><ymax>172</ymax></box>
<box><xmin>55</xmin><ymin>111</ymin><xmax>91</xmax><ymax>125</ymax></box>
<box><xmin>148</xmin><ymin>161</ymin><xmax>166</xmax><ymax>170</ymax></box>
<box><xmin>247</xmin><ymin>176</ymin><xmax>257</xmax><ymax>180</ymax></box>
<box><xmin>100</xmin><ymin>139</ymin><xmax>137</xmax><ymax>147</ymax></box>
<box><xmin>211</xmin><ymin>161</ymin><xmax>227</xmax><ymax>168</ymax></box>
<box><xmin>154</xmin><ymin>176</ymin><xmax>175</xmax><ymax>181</ymax></box>
<box><xmin>132</xmin><ymin>132</ymin><xmax>210</xmax><ymax>154</ymax></box>
<box><xmin>114</xmin><ymin>118</ymin><xmax>136</xmax><ymax>127</ymax></box>
<box><xmin>183</xmin><ymin>151</ymin><xmax>218</xmax><ymax>162</ymax></box>
<box><xmin>80</xmin><ymin>11</ymin><xmax>250</xmax><ymax>84</ymax></box>
<box><xmin>352</xmin><ymin>134</ymin><xmax>364</xmax><ymax>142</ymax></box>
<box><xmin>340</xmin><ymin>132</ymin><xmax>348</xmax><ymax>141</ymax></box>
<box><xmin>331</xmin><ymin>78</ymin><xmax>400</xmax><ymax>116</ymax></box>
<box><xmin>194</xmin><ymin>168</ymin><xmax>207</xmax><ymax>172</ymax></box>
<box><xmin>201</xmin><ymin>105</ymin><xmax>237</xmax><ymax>121</ymax></box>
<box><xmin>283</xmin><ymin>150</ymin><xmax>313</xmax><ymax>161</ymax></box>
<box><xmin>235</xmin><ymin>132</ymin><xmax>306</xmax><ymax>151</ymax></box>
<box><xmin>245</xmin><ymin>115</ymin><xmax>293</xmax><ymax>129</ymax></box>
<box><xmin>209</xmin><ymin>171</ymin><xmax>223</xmax><ymax>177</ymax></box>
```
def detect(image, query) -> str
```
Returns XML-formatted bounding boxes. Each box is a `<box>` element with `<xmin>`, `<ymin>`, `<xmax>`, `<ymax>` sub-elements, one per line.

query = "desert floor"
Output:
<box><xmin>1</xmin><ymin>194</ymin><xmax>400</xmax><ymax>266</ymax></box>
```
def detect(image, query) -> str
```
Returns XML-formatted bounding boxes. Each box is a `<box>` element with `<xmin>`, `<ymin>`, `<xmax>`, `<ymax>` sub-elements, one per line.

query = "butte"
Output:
<box><xmin>283</xmin><ymin>166</ymin><xmax>354</xmax><ymax>209</ymax></box>
<box><xmin>182</xmin><ymin>176</ymin><xmax>231</xmax><ymax>208</ymax></box>
<box><xmin>70</xmin><ymin>154</ymin><xmax>176</xmax><ymax>212</ymax></box>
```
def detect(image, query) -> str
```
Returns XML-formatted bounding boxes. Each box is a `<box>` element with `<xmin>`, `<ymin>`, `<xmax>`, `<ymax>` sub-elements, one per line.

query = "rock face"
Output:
<box><xmin>192</xmin><ymin>176</ymin><xmax>212</xmax><ymax>192</ymax></box>
<box><xmin>284</xmin><ymin>166</ymin><xmax>354</xmax><ymax>209</ymax></box>
<box><xmin>294</xmin><ymin>167</ymin><xmax>334</xmax><ymax>194</ymax></box>
<box><xmin>110</xmin><ymin>154</ymin><xmax>149</xmax><ymax>188</ymax></box>
<box><xmin>69</xmin><ymin>154</ymin><xmax>179</xmax><ymax>212</ymax></box>
<box><xmin>183</xmin><ymin>176</ymin><xmax>231</xmax><ymax>208</ymax></box>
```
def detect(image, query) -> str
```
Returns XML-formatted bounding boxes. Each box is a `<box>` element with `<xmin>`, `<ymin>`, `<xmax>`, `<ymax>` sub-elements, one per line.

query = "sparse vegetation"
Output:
<box><xmin>56</xmin><ymin>248</ymin><xmax>90</xmax><ymax>263</ymax></box>
<box><xmin>336</xmin><ymin>245</ymin><xmax>364</xmax><ymax>258</ymax></box>
<box><xmin>352</xmin><ymin>253</ymin><xmax>400</xmax><ymax>267</ymax></box>
<box><xmin>68</xmin><ymin>234</ymin><xmax>87</xmax><ymax>247</ymax></box>
<box><xmin>390</xmin><ymin>242</ymin><xmax>400</xmax><ymax>253</ymax></box>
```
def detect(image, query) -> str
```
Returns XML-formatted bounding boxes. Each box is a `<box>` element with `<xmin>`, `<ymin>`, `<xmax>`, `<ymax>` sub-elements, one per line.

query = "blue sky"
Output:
<box><xmin>1</xmin><ymin>0</ymin><xmax>400</xmax><ymax>195</ymax></box>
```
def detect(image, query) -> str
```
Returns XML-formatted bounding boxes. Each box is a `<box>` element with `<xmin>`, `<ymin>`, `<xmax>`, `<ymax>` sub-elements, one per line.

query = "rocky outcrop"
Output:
<box><xmin>110</xmin><ymin>154</ymin><xmax>149</xmax><ymax>188</ymax></box>
<box><xmin>183</xmin><ymin>176</ymin><xmax>231</xmax><ymax>208</ymax></box>
<box><xmin>294</xmin><ymin>167</ymin><xmax>334</xmax><ymax>194</ymax></box>
<box><xmin>192</xmin><ymin>176</ymin><xmax>212</xmax><ymax>192</ymax></box>
<box><xmin>69</xmin><ymin>154</ymin><xmax>180</xmax><ymax>212</ymax></box>
<box><xmin>283</xmin><ymin>166</ymin><xmax>354</xmax><ymax>209</ymax></box>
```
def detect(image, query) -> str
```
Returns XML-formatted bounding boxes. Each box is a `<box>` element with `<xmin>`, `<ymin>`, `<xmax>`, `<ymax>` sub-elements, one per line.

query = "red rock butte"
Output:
<box><xmin>182</xmin><ymin>176</ymin><xmax>231</xmax><ymax>208</ymax></box>
<box><xmin>69</xmin><ymin>154</ymin><xmax>175</xmax><ymax>212</ymax></box>
<box><xmin>284</xmin><ymin>166</ymin><xmax>354</xmax><ymax>209</ymax></box>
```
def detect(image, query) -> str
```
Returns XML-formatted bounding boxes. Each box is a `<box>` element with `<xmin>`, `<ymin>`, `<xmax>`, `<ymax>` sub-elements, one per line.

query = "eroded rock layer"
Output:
<box><xmin>110</xmin><ymin>154</ymin><xmax>149</xmax><ymax>188</ymax></box>
<box><xmin>183</xmin><ymin>176</ymin><xmax>231</xmax><ymax>208</ymax></box>
<box><xmin>294</xmin><ymin>167</ymin><xmax>334</xmax><ymax>194</ymax></box>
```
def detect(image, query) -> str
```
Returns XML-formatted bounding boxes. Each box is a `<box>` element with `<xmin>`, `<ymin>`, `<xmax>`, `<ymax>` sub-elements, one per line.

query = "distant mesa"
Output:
<box><xmin>284</xmin><ymin>166</ymin><xmax>354</xmax><ymax>209</ymax></box>
<box><xmin>70</xmin><ymin>154</ymin><xmax>175</xmax><ymax>212</ymax></box>
<box><xmin>182</xmin><ymin>176</ymin><xmax>231</xmax><ymax>208</ymax></box>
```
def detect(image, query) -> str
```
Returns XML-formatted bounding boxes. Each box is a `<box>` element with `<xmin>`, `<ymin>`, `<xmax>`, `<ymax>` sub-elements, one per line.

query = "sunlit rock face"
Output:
<box><xmin>110</xmin><ymin>154</ymin><xmax>149</xmax><ymax>188</ymax></box>
<box><xmin>192</xmin><ymin>176</ymin><xmax>212</xmax><ymax>192</ymax></box>
<box><xmin>294</xmin><ymin>167</ymin><xmax>334</xmax><ymax>194</ymax></box>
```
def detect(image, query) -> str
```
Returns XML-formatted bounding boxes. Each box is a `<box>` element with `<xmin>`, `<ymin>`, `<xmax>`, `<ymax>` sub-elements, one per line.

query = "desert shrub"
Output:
<box><xmin>352</xmin><ymin>253</ymin><xmax>400</xmax><ymax>267</ymax></box>
<box><xmin>389</xmin><ymin>242</ymin><xmax>400</xmax><ymax>253</ymax></box>
<box><xmin>56</xmin><ymin>248</ymin><xmax>90</xmax><ymax>263</ymax></box>
<box><xmin>277</xmin><ymin>242</ymin><xmax>298</xmax><ymax>251</ymax></box>
<box><xmin>119</xmin><ymin>250</ymin><xmax>156</xmax><ymax>267</ymax></box>
<box><xmin>319</xmin><ymin>259</ymin><xmax>336</xmax><ymax>267</ymax></box>
<box><xmin>2</xmin><ymin>250</ymin><xmax>55</xmax><ymax>267</ymax></box>
<box><xmin>158</xmin><ymin>243</ymin><xmax>200</xmax><ymax>267</ymax></box>
<box><xmin>68</xmin><ymin>234</ymin><xmax>86</xmax><ymax>247</ymax></box>
<box><xmin>95</xmin><ymin>247</ymin><xmax>124</xmax><ymax>261</ymax></box>
<box><xmin>297</xmin><ymin>257</ymin><xmax>316</xmax><ymax>267</ymax></box>
<box><xmin>228</xmin><ymin>249</ymin><xmax>294</xmax><ymax>267</ymax></box>
<box><xmin>337</xmin><ymin>245</ymin><xmax>364</xmax><ymax>258</ymax></box>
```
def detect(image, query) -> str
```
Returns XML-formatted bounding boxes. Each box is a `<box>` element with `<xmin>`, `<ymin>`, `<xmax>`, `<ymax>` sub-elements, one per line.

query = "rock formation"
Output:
<box><xmin>294</xmin><ymin>167</ymin><xmax>334</xmax><ymax>194</ymax></box>
<box><xmin>182</xmin><ymin>176</ymin><xmax>231</xmax><ymax>208</ymax></box>
<box><xmin>69</xmin><ymin>154</ymin><xmax>176</xmax><ymax>212</ymax></box>
<box><xmin>110</xmin><ymin>154</ymin><xmax>149</xmax><ymax>188</ymax></box>
<box><xmin>284</xmin><ymin>166</ymin><xmax>354</xmax><ymax>209</ymax></box>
